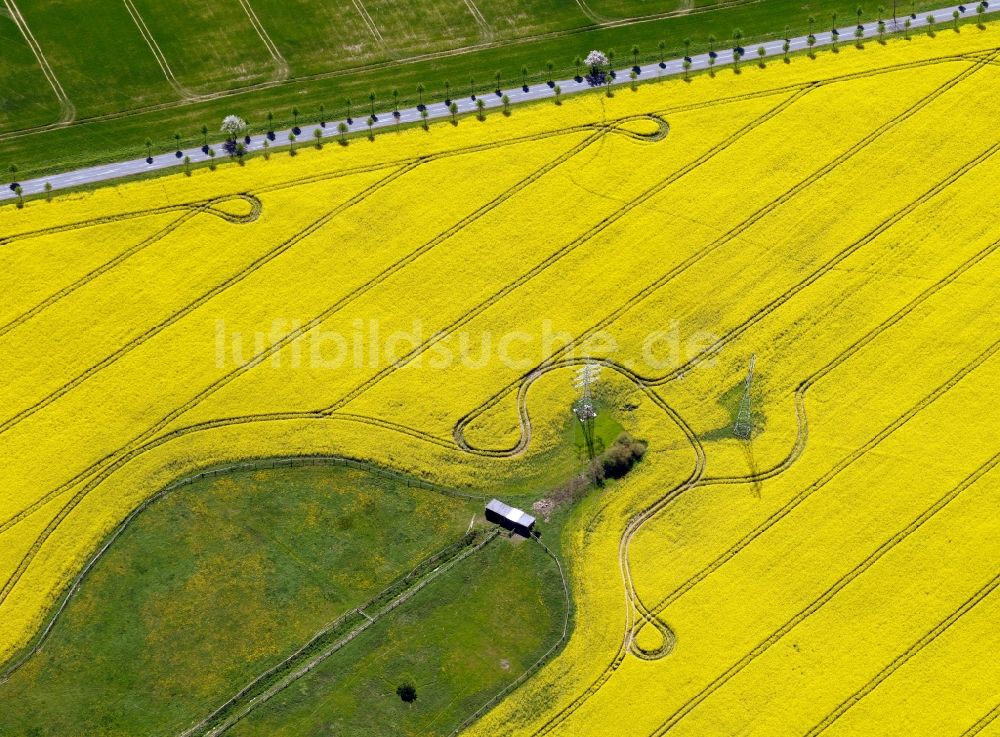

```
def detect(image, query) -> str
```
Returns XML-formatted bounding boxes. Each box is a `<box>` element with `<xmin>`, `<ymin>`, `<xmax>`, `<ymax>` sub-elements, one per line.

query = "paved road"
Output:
<box><xmin>1</xmin><ymin>0</ymin><xmax>994</xmax><ymax>203</ymax></box>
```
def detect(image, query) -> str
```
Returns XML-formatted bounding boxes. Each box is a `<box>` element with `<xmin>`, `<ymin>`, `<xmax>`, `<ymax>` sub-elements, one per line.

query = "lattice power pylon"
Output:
<box><xmin>573</xmin><ymin>362</ymin><xmax>602</xmax><ymax>464</ymax></box>
<box><xmin>733</xmin><ymin>354</ymin><xmax>756</xmax><ymax>440</ymax></box>
<box><xmin>573</xmin><ymin>362</ymin><xmax>601</xmax><ymax>422</ymax></box>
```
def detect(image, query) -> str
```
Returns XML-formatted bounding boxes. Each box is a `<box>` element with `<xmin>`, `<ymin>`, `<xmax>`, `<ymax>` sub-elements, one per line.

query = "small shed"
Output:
<box><xmin>485</xmin><ymin>499</ymin><xmax>536</xmax><ymax>535</ymax></box>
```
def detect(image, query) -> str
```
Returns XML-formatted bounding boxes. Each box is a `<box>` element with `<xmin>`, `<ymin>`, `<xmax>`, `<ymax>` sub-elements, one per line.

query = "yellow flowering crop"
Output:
<box><xmin>1</xmin><ymin>25</ymin><xmax>999</xmax><ymax>737</ymax></box>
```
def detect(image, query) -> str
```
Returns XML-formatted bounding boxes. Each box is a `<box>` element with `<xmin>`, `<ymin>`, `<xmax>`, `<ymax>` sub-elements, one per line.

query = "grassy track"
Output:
<box><xmin>0</xmin><ymin>0</ymin><xmax>942</xmax><ymax>178</ymax></box>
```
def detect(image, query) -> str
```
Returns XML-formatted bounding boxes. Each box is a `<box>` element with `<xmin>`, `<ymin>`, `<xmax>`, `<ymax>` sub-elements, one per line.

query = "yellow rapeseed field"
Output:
<box><xmin>2</xmin><ymin>24</ymin><xmax>999</xmax><ymax>737</ymax></box>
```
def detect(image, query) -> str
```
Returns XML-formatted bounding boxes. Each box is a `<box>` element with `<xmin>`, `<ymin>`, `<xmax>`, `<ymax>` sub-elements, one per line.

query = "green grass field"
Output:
<box><xmin>1</xmin><ymin>0</ymin><xmax>936</xmax><ymax>179</ymax></box>
<box><xmin>0</xmin><ymin>465</ymin><xmax>535</xmax><ymax>736</ymax></box>
<box><xmin>0</xmin><ymin>14</ymin><xmax>60</xmax><ymax>131</ymax></box>
<box><xmin>228</xmin><ymin>535</ymin><xmax>566</xmax><ymax>737</ymax></box>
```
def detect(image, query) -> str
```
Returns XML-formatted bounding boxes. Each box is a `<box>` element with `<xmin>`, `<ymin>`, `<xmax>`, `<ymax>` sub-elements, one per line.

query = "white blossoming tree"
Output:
<box><xmin>585</xmin><ymin>50</ymin><xmax>608</xmax><ymax>69</ymax></box>
<box><xmin>220</xmin><ymin>115</ymin><xmax>246</xmax><ymax>142</ymax></box>
<box><xmin>220</xmin><ymin>115</ymin><xmax>247</xmax><ymax>156</ymax></box>
<box><xmin>584</xmin><ymin>50</ymin><xmax>609</xmax><ymax>87</ymax></box>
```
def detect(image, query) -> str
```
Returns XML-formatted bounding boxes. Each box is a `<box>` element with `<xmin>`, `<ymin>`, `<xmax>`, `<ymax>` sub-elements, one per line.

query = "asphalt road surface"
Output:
<box><xmin>1</xmin><ymin>0</ymin><xmax>994</xmax><ymax>202</ymax></box>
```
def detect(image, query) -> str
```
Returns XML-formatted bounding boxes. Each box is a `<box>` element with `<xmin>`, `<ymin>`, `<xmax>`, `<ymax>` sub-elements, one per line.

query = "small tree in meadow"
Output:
<box><xmin>397</xmin><ymin>684</ymin><xmax>417</xmax><ymax>703</ymax></box>
<box><xmin>183</xmin><ymin>155</ymin><xmax>191</xmax><ymax>176</ymax></box>
<box><xmin>476</xmin><ymin>97</ymin><xmax>486</xmax><ymax>120</ymax></box>
<box><xmin>14</xmin><ymin>185</ymin><xmax>23</xmax><ymax>209</ymax></box>
<box><xmin>520</xmin><ymin>64</ymin><xmax>529</xmax><ymax>88</ymax></box>
<box><xmin>783</xmin><ymin>39</ymin><xmax>791</xmax><ymax>62</ymax></box>
<box><xmin>261</xmin><ymin>140</ymin><xmax>269</xmax><ymax>160</ymax></box>
<box><xmin>855</xmin><ymin>24</ymin><xmax>866</xmax><ymax>46</ymax></box>
<box><xmin>208</xmin><ymin>147</ymin><xmax>217</xmax><ymax>169</ymax></box>
<box><xmin>683</xmin><ymin>58</ymin><xmax>692</xmax><ymax>80</ymax></box>
<box><xmin>554</xmin><ymin>84</ymin><xmax>562</xmax><ymax>104</ymax></box>
<box><xmin>367</xmin><ymin>115</ymin><xmax>376</xmax><ymax>140</ymax></box>
<box><xmin>758</xmin><ymin>45</ymin><xmax>767</xmax><ymax>66</ymax></box>
<box><xmin>420</xmin><ymin>107</ymin><xmax>429</xmax><ymax>129</ymax></box>
<box><xmin>657</xmin><ymin>39</ymin><xmax>666</xmax><ymax>65</ymax></box>
<box><xmin>44</xmin><ymin>182</ymin><xmax>52</xmax><ymax>202</ymax></box>
<box><xmin>368</xmin><ymin>90</ymin><xmax>377</xmax><ymax>118</ymax></box>
<box><xmin>416</xmin><ymin>82</ymin><xmax>425</xmax><ymax>108</ymax></box>
<box><xmin>926</xmin><ymin>14</ymin><xmax>936</xmax><ymax>35</ymax></box>
<box><xmin>338</xmin><ymin>121</ymin><xmax>349</xmax><ymax>144</ymax></box>
<box><xmin>450</xmin><ymin>101</ymin><xmax>459</xmax><ymax>124</ymax></box>
<box><xmin>952</xmin><ymin>9</ymin><xmax>961</xmax><ymax>30</ymax></box>
<box><xmin>288</xmin><ymin>132</ymin><xmax>297</xmax><ymax>155</ymax></box>
<box><xmin>501</xmin><ymin>93</ymin><xmax>511</xmax><ymax>115</ymax></box>
<box><xmin>313</xmin><ymin>128</ymin><xmax>323</xmax><ymax>149</ymax></box>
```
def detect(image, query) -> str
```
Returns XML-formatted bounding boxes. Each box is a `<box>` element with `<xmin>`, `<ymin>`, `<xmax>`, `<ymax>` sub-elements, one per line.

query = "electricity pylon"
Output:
<box><xmin>573</xmin><ymin>362</ymin><xmax>602</xmax><ymax>465</ymax></box>
<box><xmin>733</xmin><ymin>354</ymin><xmax>756</xmax><ymax>440</ymax></box>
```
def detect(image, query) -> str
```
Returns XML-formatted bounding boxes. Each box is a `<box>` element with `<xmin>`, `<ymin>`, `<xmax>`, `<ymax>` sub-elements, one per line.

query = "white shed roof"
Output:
<box><xmin>486</xmin><ymin>498</ymin><xmax>536</xmax><ymax>528</ymax></box>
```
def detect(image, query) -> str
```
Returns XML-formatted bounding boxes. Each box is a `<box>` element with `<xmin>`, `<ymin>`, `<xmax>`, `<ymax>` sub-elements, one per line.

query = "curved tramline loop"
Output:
<box><xmin>0</xmin><ymin>0</ymin><xmax>834</xmax><ymax>143</ymax></box>
<box><xmin>455</xmin><ymin>112</ymin><xmax>1000</xmax><ymax>737</ymax></box>
<box><xmin>317</xmin><ymin>90</ymin><xmax>805</xmax><ymax>417</ymax></box>
<box><xmin>0</xmin><ymin>49</ymin><xmax>985</xmax><ymax>624</ymax></box>
<box><xmin>644</xmin><ymin>354</ymin><xmax>1000</xmax><ymax>736</ymax></box>
<box><xmin>0</xmin><ymin>111</ymin><xmax>650</xmax><ymax>531</ymax></box>
<box><xmin>0</xmin><ymin>196</ymin><xmax>263</xmax><ymax>342</ymax></box>
<box><xmin>0</xmin><ymin>111</ymin><xmax>676</xmax><ymax>609</ymax></box>
<box><xmin>513</xmin><ymin>314</ymin><xmax>1000</xmax><ymax>737</ymax></box>
<box><xmin>0</xmin><ymin>192</ymin><xmax>260</xmax><ymax>247</ymax></box>
<box><xmin>453</xmin><ymin>49</ymin><xmax>1000</xmax><ymax>454</ymax></box>
<box><xmin>0</xmin><ymin>48</ymin><xmax>996</xmax><ymax>731</ymax></box>
<box><xmin>0</xmin><ymin>111</ymin><xmax>677</xmax><ymax>445</ymax></box>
